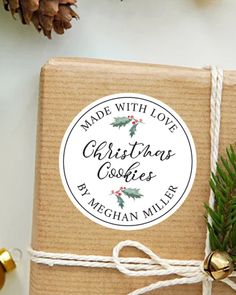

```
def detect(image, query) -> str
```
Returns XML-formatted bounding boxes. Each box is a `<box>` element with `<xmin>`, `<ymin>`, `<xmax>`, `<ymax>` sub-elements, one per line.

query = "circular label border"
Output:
<box><xmin>59</xmin><ymin>93</ymin><xmax>197</xmax><ymax>230</ymax></box>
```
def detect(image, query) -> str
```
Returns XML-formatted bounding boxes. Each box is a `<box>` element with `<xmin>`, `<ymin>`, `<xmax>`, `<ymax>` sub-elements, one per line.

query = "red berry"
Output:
<box><xmin>128</xmin><ymin>116</ymin><xmax>130</xmax><ymax>118</ymax></box>
<box><xmin>131</xmin><ymin>115</ymin><xmax>134</xmax><ymax>118</ymax></box>
<box><xmin>124</xmin><ymin>187</ymin><xmax>126</xmax><ymax>189</ymax></box>
<box><xmin>139</xmin><ymin>119</ymin><xmax>142</xmax><ymax>122</ymax></box>
<box><xmin>119</xmin><ymin>193</ymin><xmax>122</xmax><ymax>196</ymax></box>
<box><xmin>132</xmin><ymin>121</ymin><xmax>135</xmax><ymax>124</ymax></box>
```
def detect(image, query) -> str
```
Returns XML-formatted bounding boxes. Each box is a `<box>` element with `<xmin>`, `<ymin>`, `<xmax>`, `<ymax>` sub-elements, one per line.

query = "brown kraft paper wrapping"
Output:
<box><xmin>30</xmin><ymin>57</ymin><xmax>236</xmax><ymax>295</ymax></box>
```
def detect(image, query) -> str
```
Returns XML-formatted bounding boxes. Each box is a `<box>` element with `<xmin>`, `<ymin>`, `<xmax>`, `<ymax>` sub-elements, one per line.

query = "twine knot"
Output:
<box><xmin>112</xmin><ymin>240</ymin><xmax>236</xmax><ymax>295</ymax></box>
<box><xmin>29</xmin><ymin>240</ymin><xmax>236</xmax><ymax>295</ymax></box>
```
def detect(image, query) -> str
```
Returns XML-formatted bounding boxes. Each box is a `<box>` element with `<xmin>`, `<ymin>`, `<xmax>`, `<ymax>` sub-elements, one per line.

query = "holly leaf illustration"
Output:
<box><xmin>123</xmin><ymin>188</ymin><xmax>143</xmax><ymax>200</ymax></box>
<box><xmin>117</xmin><ymin>196</ymin><xmax>125</xmax><ymax>209</ymax></box>
<box><xmin>129</xmin><ymin>124</ymin><xmax>137</xmax><ymax>137</ymax></box>
<box><xmin>111</xmin><ymin>117</ymin><xmax>131</xmax><ymax>128</ymax></box>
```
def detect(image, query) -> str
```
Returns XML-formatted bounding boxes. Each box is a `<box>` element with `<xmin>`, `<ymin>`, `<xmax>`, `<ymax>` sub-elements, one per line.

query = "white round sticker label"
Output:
<box><xmin>59</xmin><ymin>93</ymin><xmax>196</xmax><ymax>230</ymax></box>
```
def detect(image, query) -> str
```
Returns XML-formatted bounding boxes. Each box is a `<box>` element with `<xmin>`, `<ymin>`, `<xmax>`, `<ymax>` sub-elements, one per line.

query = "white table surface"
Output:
<box><xmin>1</xmin><ymin>0</ymin><xmax>236</xmax><ymax>294</ymax></box>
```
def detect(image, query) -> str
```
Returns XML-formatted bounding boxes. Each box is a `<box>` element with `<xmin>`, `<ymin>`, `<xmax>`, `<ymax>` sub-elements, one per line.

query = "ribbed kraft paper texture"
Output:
<box><xmin>30</xmin><ymin>58</ymin><xmax>236</xmax><ymax>295</ymax></box>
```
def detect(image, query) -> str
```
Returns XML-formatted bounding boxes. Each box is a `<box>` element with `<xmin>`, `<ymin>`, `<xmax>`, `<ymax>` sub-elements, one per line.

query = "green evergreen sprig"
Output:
<box><xmin>111</xmin><ymin>187</ymin><xmax>143</xmax><ymax>209</ymax></box>
<box><xmin>205</xmin><ymin>144</ymin><xmax>236</xmax><ymax>266</ymax></box>
<box><xmin>111</xmin><ymin>115</ymin><xmax>143</xmax><ymax>137</ymax></box>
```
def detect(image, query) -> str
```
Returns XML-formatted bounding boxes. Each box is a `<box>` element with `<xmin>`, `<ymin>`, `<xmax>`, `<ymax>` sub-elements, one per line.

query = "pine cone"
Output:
<box><xmin>3</xmin><ymin>0</ymin><xmax>79</xmax><ymax>38</ymax></box>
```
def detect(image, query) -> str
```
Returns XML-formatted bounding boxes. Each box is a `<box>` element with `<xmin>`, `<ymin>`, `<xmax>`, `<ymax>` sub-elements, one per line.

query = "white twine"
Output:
<box><xmin>203</xmin><ymin>66</ymin><xmax>224</xmax><ymax>295</ymax></box>
<box><xmin>29</xmin><ymin>240</ymin><xmax>236</xmax><ymax>294</ymax></box>
<box><xmin>29</xmin><ymin>67</ymin><xmax>234</xmax><ymax>294</ymax></box>
<box><xmin>205</xmin><ymin>66</ymin><xmax>224</xmax><ymax>256</ymax></box>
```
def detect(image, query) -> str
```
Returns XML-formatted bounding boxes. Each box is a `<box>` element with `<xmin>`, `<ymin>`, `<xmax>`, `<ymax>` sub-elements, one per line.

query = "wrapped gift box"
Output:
<box><xmin>30</xmin><ymin>58</ymin><xmax>236</xmax><ymax>294</ymax></box>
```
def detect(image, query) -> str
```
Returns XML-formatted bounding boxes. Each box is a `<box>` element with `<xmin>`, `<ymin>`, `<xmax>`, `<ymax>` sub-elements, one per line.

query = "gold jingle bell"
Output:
<box><xmin>204</xmin><ymin>250</ymin><xmax>234</xmax><ymax>280</ymax></box>
<box><xmin>0</xmin><ymin>248</ymin><xmax>16</xmax><ymax>289</ymax></box>
<box><xmin>0</xmin><ymin>263</ymin><xmax>5</xmax><ymax>290</ymax></box>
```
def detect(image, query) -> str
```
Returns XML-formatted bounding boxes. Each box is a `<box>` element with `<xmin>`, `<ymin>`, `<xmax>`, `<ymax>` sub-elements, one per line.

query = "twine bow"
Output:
<box><xmin>29</xmin><ymin>240</ymin><xmax>236</xmax><ymax>295</ymax></box>
<box><xmin>113</xmin><ymin>240</ymin><xmax>236</xmax><ymax>295</ymax></box>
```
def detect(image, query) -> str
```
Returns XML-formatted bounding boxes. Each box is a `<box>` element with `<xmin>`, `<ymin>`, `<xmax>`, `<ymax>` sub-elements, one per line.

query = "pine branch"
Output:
<box><xmin>205</xmin><ymin>145</ymin><xmax>236</xmax><ymax>265</ymax></box>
